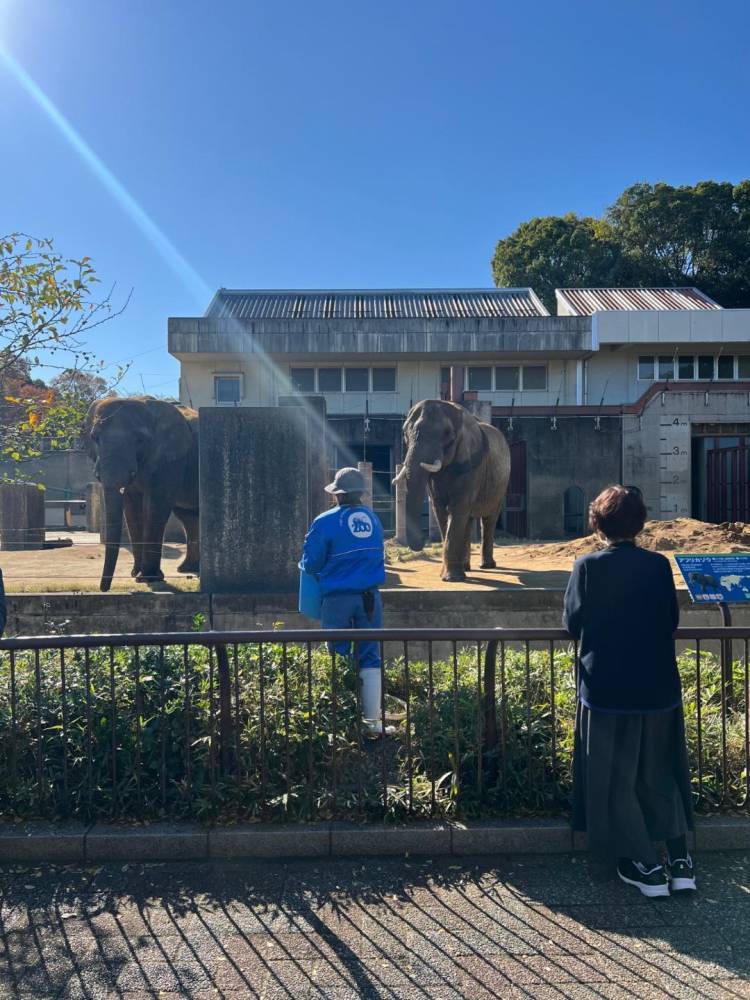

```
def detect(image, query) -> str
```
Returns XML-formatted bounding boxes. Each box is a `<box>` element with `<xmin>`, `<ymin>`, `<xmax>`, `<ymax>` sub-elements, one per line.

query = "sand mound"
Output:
<box><xmin>541</xmin><ymin>518</ymin><xmax>750</xmax><ymax>561</ymax></box>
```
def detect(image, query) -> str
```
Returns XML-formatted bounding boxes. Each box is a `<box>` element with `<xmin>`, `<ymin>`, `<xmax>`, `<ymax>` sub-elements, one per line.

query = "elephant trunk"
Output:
<box><xmin>404</xmin><ymin>461</ymin><xmax>429</xmax><ymax>552</ymax></box>
<box><xmin>100</xmin><ymin>487</ymin><xmax>124</xmax><ymax>592</ymax></box>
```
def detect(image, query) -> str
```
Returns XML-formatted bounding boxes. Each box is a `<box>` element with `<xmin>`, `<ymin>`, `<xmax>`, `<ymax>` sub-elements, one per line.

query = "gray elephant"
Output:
<box><xmin>394</xmin><ymin>400</ymin><xmax>511</xmax><ymax>581</ymax></box>
<box><xmin>86</xmin><ymin>396</ymin><xmax>199</xmax><ymax>591</ymax></box>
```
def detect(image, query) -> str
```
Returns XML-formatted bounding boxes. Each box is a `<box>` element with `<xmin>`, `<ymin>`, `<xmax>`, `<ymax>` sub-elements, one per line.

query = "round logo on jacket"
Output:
<box><xmin>347</xmin><ymin>510</ymin><xmax>373</xmax><ymax>538</ymax></box>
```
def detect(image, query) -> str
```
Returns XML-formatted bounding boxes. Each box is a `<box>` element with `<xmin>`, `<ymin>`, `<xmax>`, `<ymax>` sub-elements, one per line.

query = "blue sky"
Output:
<box><xmin>1</xmin><ymin>0</ymin><xmax>748</xmax><ymax>395</ymax></box>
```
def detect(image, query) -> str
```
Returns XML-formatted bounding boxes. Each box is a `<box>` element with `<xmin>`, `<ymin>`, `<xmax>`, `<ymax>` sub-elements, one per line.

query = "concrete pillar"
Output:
<box><xmin>428</xmin><ymin>496</ymin><xmax>442</xmax><ymax>542</ymax></box>
<box><xmin>86</xmin><ymin>482</ymin><xmax>102</xmax><ymax>534</ymax></box>
<box><xmin>449</xmin><ymin>366</ymin><xmax>465</xmax><ymax>403</ymax></box>
<box><xmin>357</xmin><ymin>461</ymin><xmax>373</xmax><ymax>509</ymax></box>
<box><xmin>278</xmin><ymin>394</ymin><xmax>328</xmax><ymax>522</ymax></box>
<box><xmin>0</xmin><ymin>483</ymin><xmax>45</xmax><ymax>550</ymax></box>
<box><xmin>394</xmin><ymin>464</ymin><xmax>407</xmax><ymax>544</ymax></box>
<box><xmin>200</xmin><ymin>406</ymin><xmax>325</xmax><ymax>593</ymax></box>
<box><xmin>465</xmin><ymin>400</ymin><xmax>492</xmax><ymax>424</ymax></box>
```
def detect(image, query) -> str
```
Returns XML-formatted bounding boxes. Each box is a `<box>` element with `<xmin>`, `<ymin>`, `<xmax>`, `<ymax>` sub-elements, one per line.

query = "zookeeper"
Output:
<box><xmin>300</xmin><ymin>467</ymin><xmax>387</xmax><ymax>735</ymax></box>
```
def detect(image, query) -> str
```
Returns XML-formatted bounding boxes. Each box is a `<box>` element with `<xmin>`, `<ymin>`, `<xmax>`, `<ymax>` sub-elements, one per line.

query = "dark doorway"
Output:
<box><xmin>502</xmin><ymin>440</ymin><xmax>527</xmax><ymax>537</ymax></box>
<box><xmin>347</xmin><ymin>444</ymin><xmax>394</xmax><ymax>532</ymax></box>
<box><xmin>699</xmin><ymin>436</ymin><xmax>750</xmax><ymax>523</ymax></box>
<box><xmin>563</xmin><ymin>486</ymin><xmax>586</xmax><ymax>536</ymax></box>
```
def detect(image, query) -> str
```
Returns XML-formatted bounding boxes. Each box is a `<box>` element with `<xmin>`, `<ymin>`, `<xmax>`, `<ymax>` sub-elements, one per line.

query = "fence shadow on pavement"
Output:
<box><xmin>0</xmin><ymin>851</ymin><xmax>748</xmax><ymax>998</ymax></box>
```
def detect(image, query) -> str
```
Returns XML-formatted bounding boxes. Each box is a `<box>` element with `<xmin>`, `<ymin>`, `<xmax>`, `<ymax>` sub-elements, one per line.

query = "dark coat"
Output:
<box><xmin>563</xmin><ymin>541</ymin><xmax>681</xmax><ymax>712</ymax></box>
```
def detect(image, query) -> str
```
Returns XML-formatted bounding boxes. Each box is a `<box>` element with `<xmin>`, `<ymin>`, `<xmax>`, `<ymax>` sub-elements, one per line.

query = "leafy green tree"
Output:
<box><xmin>50</xmin><ymin>368</ymin><xmax>110</xmax><ymax>409</ymax></box>
<box><xmin>492</xmin><ymin>180</ymin><xmax>750</xmax><ymax>311</ymax></box>
<box><xmin>491</xmin><ymin>214</ymin><xmax>624</xmax><ymax>313</ymax></box>
<box><xmin>1</xmin><ymin>233</ymin><xmax>127</xmax><ymax>378</ymax></box>
<box><xmin>0</xmin><ymin>234</ymin><xmax>127</xmax><ymax>479</ymax></box>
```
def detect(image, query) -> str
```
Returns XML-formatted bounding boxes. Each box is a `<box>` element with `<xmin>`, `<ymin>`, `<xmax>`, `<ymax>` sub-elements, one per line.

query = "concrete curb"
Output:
<box><xmin>0</xmin><ymin>816</ymin><xmax>747</xmax><ymax>864</ymax></box>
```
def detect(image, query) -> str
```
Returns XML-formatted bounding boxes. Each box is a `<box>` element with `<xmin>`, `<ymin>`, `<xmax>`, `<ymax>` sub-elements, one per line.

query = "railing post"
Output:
<box><xmin>719</xmin><ymin>603</ymin><xmax>735</xmax><ymax>709</ymax></box>
<box><xmin>214</xmin><ymin>643</ymin><xmax>234</xmax><ymax>774</ymax></box>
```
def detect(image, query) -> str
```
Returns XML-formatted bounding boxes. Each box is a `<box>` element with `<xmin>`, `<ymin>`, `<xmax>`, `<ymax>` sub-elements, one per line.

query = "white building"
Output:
<box><xmin>169</xmin><ymin>286</ymin><xmax>750</xmax><ymax>537</ymax></box>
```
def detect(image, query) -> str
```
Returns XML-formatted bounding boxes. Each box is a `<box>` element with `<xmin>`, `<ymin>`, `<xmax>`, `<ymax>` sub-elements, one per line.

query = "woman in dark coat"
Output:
<box><xmin>563</xmin><ymin>485</ymin><xmax>695</xmax><ymax>898</ymax></box>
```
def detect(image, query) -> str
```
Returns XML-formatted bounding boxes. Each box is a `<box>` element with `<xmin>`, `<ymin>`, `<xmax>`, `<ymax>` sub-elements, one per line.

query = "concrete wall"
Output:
<box><xmin>623</xmin><ymin>386</ymin><xmax>750</xmax><ymax>521</ymax></box>
<box><xmin>500</xmin><ymin>416</ymin><xmax>622</xmax><ymax>538</ymax></box>
<box><xmin>594</xmin><ymin>308</ymin><xmax>750</xmax><ymax>347</ymax></box>
<box><xmin>0</xmin><ymin>450</ymin><xmax>93</xmax><ymax>499</ymax></box>
<box><xmin>199</xmin><ymin>406</ymin><xmax>327</xmax><ymax>593</ymax></box>
<box><xmin>3</xmin><ymin>590</ymin><xmax>746</xmax><ymax>656</ymax></box>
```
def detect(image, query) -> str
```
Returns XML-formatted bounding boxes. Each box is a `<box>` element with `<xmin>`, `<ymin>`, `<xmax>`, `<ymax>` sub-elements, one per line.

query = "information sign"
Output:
<box><xmin>675</xmin><ymin>553</ymin><xmax>750</xmax><ymax>604</ymax></box>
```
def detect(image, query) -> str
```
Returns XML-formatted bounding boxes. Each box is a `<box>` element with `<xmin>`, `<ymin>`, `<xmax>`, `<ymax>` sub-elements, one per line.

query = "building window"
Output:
<box><xmin>717</xmin><ymin>355</ymin><xmax>734</xmax><ymax>380</ymax></box>
<box><xmin>698</xmin><ymin>355</ymin><xmax>714</xmax><ymax>380</ymax></box>
<box><xmin>214</xmin><ymin>375</ymin><xmax>241</xmax><ymax>405</ymax></box>
<box><xmin>522</xmin><ymin>365</ymin><xmax>547</xmax><ymax>390</ymax></box>
<box><xmin>290</xmin><ymin>368</ymin><xmax>315</xmax><ymax>392</ymax></box>
<box><xmin>345</xmin><ymin>368</ymin><xmax>369</xmax><ymax>392</ymax></box>
<box><xmin>495</xmin><ymin>366</ymin><xmax>519</xmax><ymax>390</ymax></box>
<box><xmin>318</xmin><ymin>368</ymin><xmax>342</xmax><ymax>392</ymax></box>
<box><xmin>658</xmin><ymin>356</ymin><xmax>675</xmax><ymax>380</ymax></box>
<box><xmin>563</xmin><ymin>486</ymin><xmax>585</xmax><ymax>536</ymax></box>
<box><xmin>739</xmin><ymin>357</ymin><xmax>750</xmax><ymax>379</ymax></box>
<box><xmin>638</xmin><ymin>357</ymin><xmax>654</xmax><ymax>380</ymax></box>
<box><xmin>372</xmin><ymin>367</ymin><xmax>396</xmax><ymax>392</ymax></box>
<box><xmin>468</xmin><ymin>367</ymin><xmax>492</xmax><ymax>391</ymax></box>
<box><xmin>678</xmin><ymin>356</ymin><xmax>695</xmax><ymax>380</ymax></box>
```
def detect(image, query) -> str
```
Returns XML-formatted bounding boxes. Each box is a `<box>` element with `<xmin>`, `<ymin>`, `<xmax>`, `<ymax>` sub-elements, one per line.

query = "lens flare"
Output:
<box><xmin>0</xmin><ymin>40</ymin><xmax>211</xmax><ymax>304</ymax></box>
<box><xmin>0</xmin><ymin>41</ymin><xmax>357</xmax><ymax>466</ymax></box>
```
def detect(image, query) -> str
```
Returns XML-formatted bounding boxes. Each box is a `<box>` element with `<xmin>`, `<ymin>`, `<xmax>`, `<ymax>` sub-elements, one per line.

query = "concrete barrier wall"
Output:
<box><xmin>3</xmin><ymin>588</ymin><xmax>747</xmax><ymax>642</ymax></box>
<box><xmin>0</xmin><ymin>450</ymin><xmax>93</xmax><ymax>498</ymax></box>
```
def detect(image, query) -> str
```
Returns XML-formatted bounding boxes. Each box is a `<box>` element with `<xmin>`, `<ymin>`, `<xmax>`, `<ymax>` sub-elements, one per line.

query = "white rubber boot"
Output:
<box><xmin>360</xmin><ymin>668</ymin><xmax>393</xmax><ymax>737</ymax></box>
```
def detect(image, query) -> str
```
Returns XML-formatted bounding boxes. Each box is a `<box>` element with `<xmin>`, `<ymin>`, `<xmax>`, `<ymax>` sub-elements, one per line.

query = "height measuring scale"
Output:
<box><xmin>659</xmin><ymin>415</ymin><xmax>690</xmax><ymax>517</ymax></box>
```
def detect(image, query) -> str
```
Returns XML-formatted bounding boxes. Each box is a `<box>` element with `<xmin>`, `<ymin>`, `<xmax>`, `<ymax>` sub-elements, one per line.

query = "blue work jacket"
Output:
<box><xmin>300</xmin><ymin>505</ymin><xmax>385</xmax><ymax>597</ymax></box>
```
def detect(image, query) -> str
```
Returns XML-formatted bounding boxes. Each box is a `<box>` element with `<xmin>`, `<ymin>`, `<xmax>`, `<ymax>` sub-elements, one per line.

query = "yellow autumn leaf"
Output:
<box><xmin>28</xmin><ymin>411</ymin><xmax>39</xmax><ymax>428</ymax></box>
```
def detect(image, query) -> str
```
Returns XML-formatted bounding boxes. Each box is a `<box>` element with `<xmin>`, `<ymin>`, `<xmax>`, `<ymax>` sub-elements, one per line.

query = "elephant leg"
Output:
<box><xmin>463</xmin><ymin>518</ymin><xmax>473</xmax><ymax>571</ymax></box>
<box><xmin>122</xmin><ymin>491</ymin><xmax>145</xmax><ymax>577</ymax></box>
<box><xmin>136</xmin><ymin>488</ymin><xmax>173</xmax><ymax>582</ymax></box>
<box><xmin>174</xmin><ymin>508</ymin><xmax>200</xmax><ymax>573</ymax></box>
<box><xmin>442</xmin><ymin>512</ymin><xmax>470</xmax><ymax>582</ymax></box>
<box><xmin>480</xmin><ymin>510</ymin><xmax>500</xmax><ymax>569</ymax></box>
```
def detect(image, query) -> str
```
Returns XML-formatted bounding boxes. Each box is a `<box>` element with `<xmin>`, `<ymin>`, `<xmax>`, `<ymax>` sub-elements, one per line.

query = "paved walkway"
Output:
<box><xmin>0</xmin><ymin>851</ymin><xmax>748</xmax><ymax>998</ymax></box>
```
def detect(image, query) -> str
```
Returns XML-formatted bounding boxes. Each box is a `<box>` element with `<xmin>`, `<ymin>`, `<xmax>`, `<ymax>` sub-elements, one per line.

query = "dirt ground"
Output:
<box><xmin>2</xmin><ymin>518</ymin><xmax>749</xmax><ymax>593</ymax></box>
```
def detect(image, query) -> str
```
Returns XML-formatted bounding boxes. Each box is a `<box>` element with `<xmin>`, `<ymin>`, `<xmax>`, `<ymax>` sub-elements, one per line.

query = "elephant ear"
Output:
<box><xmin>143</xmin><ymin>399</ymin><xmax>194</xmax><ymax>467</ymax></box>
<box><xmin>82</xmin><ymin>401</ymin><xmax>100</xmax><ymax>463</ymax></box>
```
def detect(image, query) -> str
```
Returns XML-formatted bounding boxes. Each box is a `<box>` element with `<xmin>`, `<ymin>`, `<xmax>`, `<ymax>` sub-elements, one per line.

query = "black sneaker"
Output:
<box><xmin>669</xmin><ymin>856</ymin><xmax>697</xmax><ymax>892</ymax></box>
<box><xmin>617</xmin><ymin>859</ymin><xmax>670</xmax><ymax>898</ymax></box>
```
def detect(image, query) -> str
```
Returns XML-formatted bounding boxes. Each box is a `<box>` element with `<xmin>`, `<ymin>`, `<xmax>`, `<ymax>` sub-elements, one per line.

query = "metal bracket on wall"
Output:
<box><xmin>594</xmin><ymin>416</ymin><xmax>601</xmax><ymax>431</ymax></box>
<box><xmin>705</xmin><ymin>392</ymin><xmax>710</xmax><ymax>406</ymax></box>
<box><xmin>550</xmin><ymin>416</ymin><xmax>557</xmax><ymax>431</ymax></box>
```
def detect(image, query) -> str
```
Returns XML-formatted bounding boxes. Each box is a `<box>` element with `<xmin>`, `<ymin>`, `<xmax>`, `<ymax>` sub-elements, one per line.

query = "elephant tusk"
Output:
<box><xmin>392</xmin><ymin>467</ymin><xmax>408</xmax><ymax>485</ymax></box>
<box><xmin>420</xmin><ymin>460</ymin><xmax>442</xmax><ymax>473</ymax></box>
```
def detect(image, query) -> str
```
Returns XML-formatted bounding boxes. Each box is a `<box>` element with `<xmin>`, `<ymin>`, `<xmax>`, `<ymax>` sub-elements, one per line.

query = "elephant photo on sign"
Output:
<box><xmin>85</xmin><ymin>396</ymin><xmax>200</xmax><ymax>591</ymax></box>
<box><xmin>394</xmin><ymin>399</ymin><xmax>511</xmax><ymax>582</ymax></box>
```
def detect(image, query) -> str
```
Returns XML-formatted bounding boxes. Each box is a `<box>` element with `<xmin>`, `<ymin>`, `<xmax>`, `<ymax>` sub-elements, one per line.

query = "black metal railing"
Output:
<box><xmin>0</xmin><ymin>627</ymin><xmax>748</xmax><ymax>823</ymax></box>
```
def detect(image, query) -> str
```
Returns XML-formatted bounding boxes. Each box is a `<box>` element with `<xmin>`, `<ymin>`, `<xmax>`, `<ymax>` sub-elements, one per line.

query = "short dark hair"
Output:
<box><xmin>588</xmin><ymin>485</ymin><xmax>646</xmax><ymax>539</ymax></box>
<box><xmin>335</xmin><ymin>491</ymin><xmax>364</xmax><ymax>507</ymax></box>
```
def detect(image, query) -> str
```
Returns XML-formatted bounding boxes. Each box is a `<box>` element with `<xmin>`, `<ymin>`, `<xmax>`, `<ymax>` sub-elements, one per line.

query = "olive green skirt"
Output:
<box><xmin>572</xmin><ymin>701</ymin><xmax>694</xmax><ymax>866</ymax></box>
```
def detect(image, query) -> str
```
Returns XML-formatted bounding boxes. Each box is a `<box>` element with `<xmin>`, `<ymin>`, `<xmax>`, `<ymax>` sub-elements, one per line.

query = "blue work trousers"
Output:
<box><xmin>320</xmin><ymin>591</ymin><xmax>382</xmax><ymax>670</ymax></box>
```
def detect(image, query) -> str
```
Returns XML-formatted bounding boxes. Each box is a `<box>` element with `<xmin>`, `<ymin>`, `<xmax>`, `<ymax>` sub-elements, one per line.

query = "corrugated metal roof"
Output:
<box><xmin>556</xmin><ymin>287</ymin><xmax>721</xmax><ymax>315</ymax></box>
<box><xmin>204</xmin><ymin>288</ymin><xmax>549</xmax><ymax>320</ymax></box>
